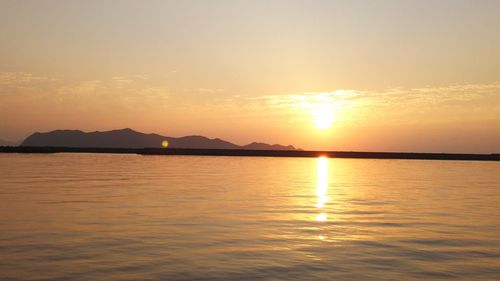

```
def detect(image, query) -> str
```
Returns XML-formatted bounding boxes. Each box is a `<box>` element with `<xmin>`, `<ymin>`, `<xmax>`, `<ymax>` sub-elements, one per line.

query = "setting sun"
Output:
<box><xmin>313</xmin><ymin>107</ymin><xmax>334</xmax><ymax>129</ymax></box>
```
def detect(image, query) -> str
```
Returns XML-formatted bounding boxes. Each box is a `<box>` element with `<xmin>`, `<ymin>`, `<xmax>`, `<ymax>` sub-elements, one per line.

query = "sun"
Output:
<box><xmin>312</xmin><ymin>107</ymin><xmax>334</xmax><ymax>129</ymax></box>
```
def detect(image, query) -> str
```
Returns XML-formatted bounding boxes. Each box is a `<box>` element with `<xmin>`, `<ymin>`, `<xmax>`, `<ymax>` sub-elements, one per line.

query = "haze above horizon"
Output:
<box><xmin>1</xmin><ymin>0</ymin><xmax>499</xmax><ymax>153</ymax></box>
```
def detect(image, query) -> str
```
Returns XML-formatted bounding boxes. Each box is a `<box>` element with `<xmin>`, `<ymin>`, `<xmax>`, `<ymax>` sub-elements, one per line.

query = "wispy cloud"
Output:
<box><xmin>223</xmin><ymin>83</ymin><xmax>500</xmax><ymax>126</ymax></box>
<box><xmin>1</xmin><ymin>71</ymin><xmax>498</xmax><ymax>127</ymax></box>
<box><xmin>248</xmin><ymin>90</ymin><xmax>359</xmax><ymax>109</ymax></box>
<box><xmin>245</xmin><ymin>83</ymin><xmax>500</xmax><ymax>109</ymax></box>
<box><xmin>0</xmin><ymin>72</ymin><xmax>55</xmax><ymax>86</ymax></box>
<box><xmin>197</xmin><ymin>88</ymin><xmax>225</xmax><ymax>94</ymax></box>
<box><xmin>0</xmin><ymin>72</ymin><xmax>58</xmax><ymax>97</ymax></box>
<box><xmin>0</xmin><ymin>72</ymin><xmax>170</xmax><ymax>112</ymax></box>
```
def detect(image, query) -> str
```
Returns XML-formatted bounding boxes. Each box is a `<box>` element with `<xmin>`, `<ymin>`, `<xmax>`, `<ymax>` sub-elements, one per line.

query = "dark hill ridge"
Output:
<box><xmin>243</xmin><ymin>142</ymin><xmax>296</xmax><ymax>151</ymax></box>
<box><xmin>21</xmin><ymin>128</ymin><xmax>297</xmax><ymax>150</ymax></box>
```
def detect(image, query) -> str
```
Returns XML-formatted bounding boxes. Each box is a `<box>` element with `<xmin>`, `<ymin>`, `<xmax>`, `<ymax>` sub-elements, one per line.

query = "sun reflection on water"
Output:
<box><xmin>315</xmin><ymin>157</ymin><xmax>329</xmax><ymax>222</ymax></box>
<box><xmin>316</xmin><ymin>212</ymin><xmax>328</xmax><ymax>222</ymax></box>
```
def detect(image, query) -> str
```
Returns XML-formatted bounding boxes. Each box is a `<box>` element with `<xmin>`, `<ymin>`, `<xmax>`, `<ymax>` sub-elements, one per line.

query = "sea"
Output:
<box><xmin>1</xmin><ymin>153</ymin><xmax>499</xmax><ymax>280</ymax></box>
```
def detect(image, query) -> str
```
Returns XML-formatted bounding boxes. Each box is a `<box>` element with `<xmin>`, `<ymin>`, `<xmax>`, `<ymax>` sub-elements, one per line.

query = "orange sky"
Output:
<box><xmin>1</xmin><ymin>0</ymin><xmax>499</xmax><ymax>153</ymax></box>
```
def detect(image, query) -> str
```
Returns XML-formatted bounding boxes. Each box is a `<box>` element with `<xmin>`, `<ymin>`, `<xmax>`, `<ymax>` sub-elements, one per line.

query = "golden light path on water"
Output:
<box><xmin>315</xmin><ymin>157</ymin><xmax>329</xmax><ymax>222</ymax></box>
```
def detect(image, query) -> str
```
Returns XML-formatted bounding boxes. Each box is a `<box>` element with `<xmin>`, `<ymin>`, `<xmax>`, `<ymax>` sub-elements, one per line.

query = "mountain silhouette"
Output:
<box><xmin>243</xmin><ymin>142</ymin><xmax>296</xmax><ymax>151</ymax></box>
<box><xmin>20</xmin><ymin>128</ymin><xmax>296</xmax><ymax>150</ymax></box>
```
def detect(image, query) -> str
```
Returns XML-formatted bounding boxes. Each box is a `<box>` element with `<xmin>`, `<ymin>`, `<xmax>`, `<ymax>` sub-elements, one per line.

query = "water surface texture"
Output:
<box><xmin>1</xmin><ymin>154</ymin><xmax>500</xmax><ymax>280</ymax></box>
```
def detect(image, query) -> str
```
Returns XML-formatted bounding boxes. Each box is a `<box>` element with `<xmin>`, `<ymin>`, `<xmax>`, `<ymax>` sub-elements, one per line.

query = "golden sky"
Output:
<box><xmin>1</xmin><ymin>0</ymin><xmax>499</xmax><ymax>153</ymax></box>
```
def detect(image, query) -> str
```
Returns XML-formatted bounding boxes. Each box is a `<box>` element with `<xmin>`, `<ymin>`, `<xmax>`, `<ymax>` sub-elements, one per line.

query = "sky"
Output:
<box><xmin>1</xmin><ymin>0</ymin><xmax>499</xmax><ymax>153</ymax></box>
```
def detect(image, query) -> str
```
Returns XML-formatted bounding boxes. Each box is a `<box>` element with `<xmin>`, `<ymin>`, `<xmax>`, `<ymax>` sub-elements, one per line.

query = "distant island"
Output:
<box><xmin>19</xmin><ymin>128</ymin><xmax>297</xmax><ymax>150</ymax></box>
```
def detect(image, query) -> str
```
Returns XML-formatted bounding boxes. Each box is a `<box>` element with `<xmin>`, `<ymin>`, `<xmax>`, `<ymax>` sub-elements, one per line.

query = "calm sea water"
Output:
<box><xmin>1</xmin><ymin>154</ymin><xmax>500</xmax><ymax>280</ymax></box>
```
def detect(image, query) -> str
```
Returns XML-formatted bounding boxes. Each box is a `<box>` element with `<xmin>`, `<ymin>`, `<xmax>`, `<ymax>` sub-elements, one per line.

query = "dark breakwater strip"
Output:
<box><xmin>1</xmin><ymin>146</ymin><xmax>499</xmax><ymax>161</ymax></box>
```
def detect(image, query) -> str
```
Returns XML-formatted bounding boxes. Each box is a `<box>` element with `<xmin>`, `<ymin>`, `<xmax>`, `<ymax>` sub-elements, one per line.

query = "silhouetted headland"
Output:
<box><xmin>20</xmin><ymin>128</ymin><xmax>296</xmax><ymax>150</ymax></box>
<box><xmin>1</xmin><ymin>146</ymin><xmax>499</xmax><ymax>161</ymax></box>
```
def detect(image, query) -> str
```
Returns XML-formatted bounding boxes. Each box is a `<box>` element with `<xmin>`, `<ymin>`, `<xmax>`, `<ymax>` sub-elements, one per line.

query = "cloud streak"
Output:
<box><xmin>225</xmin><ymin>83</ymin><xmax>500</xmax><ymax>127</ymax></box>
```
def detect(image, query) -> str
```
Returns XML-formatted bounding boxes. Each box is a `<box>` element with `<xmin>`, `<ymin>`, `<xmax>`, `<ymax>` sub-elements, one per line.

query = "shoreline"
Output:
<box><xmin>1</xmin><ymin>146</ymin><xmax>499</xmax><ymax>162</ymax></box>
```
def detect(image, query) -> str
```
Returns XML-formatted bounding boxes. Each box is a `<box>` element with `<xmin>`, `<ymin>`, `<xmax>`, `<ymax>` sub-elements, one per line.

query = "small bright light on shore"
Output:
<box><xmin>161</xmin><ymin>140</ymin><xmax>169</xmax><ymax>148</ymax></box>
